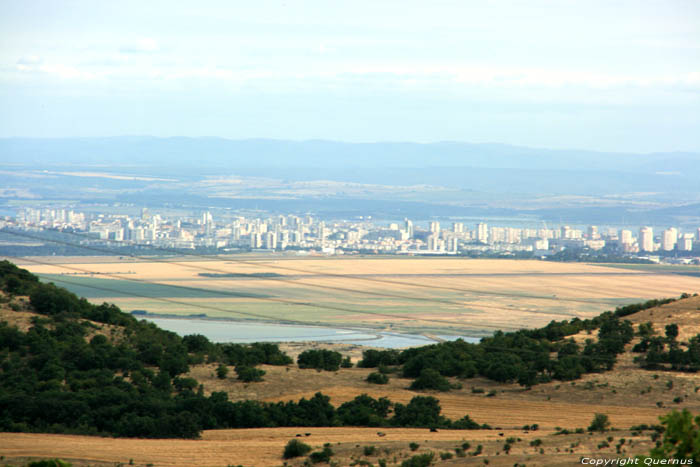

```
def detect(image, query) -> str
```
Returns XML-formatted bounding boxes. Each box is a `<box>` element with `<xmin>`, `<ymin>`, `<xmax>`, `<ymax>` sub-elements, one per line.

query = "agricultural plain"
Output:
<box><xmin>14</xmin><ymin>255</ymin><xmax>700</xmax><ymax>336</ymax></box>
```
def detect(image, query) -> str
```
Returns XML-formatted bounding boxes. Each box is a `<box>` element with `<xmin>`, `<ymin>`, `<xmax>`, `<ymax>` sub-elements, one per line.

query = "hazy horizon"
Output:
<box><xmin>2</xmin><ymin>134</ymin><xmax>699</xmax><ymax>156</ymax></box>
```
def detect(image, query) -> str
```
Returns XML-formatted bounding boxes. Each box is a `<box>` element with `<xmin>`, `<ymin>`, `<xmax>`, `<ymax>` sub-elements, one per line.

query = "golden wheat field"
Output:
<box><xmin>13</xmin><ymin>256</ymin><xmax>700</xmax><ymax>334</ymax></box>
<box><xmin>0</xmin><ymin>427</ymin><xmax>600</xmax><ymax>467</ymax></box>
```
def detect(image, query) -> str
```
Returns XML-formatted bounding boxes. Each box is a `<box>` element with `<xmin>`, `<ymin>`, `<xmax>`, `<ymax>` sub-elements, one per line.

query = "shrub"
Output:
<box><xmin>452</xmin><ymin>414</ymin><xmax>490</xmax><ymax>430</ymax></box>
<box><xmin>341</xmin><ymin>356</ymin><xmax>353</xmax><ymax>368</ymax></box>
<box><xmin>409</xmin><ymin>368</ymin><xmax>451</xmax><ymax>391</ymax></box>
<box><xmin>588</xmin><ymin>413</ymin><xmax>611</xmax><ymax>433</ymax></box>
<box><xmin>28</xmin><ymin>461</ymin><xmax>72</xmax><ymax>467</ymax></box>
<box><xmin>439</xmin><ymin>451</ymin><xmax>453</xmax><ymax>460</ymax></box>
<box><xmin>367</xmin><ymin>372</ymin><xmax>389</xmax><ymax>385</ymax></box>
<box><xmin>400</xmin><ymin>452</ymin><xmax>434</xmax><ymax>467</ymax></box>
<box><xmin>337</xmin><ymin>394</ymin><xmax>391</xmax><ymax>427</ymax></box>
<box><xmin>358</xmin><ymin>349</ymin><xmax>400</xmax><ymax>368</ymax></box>
<box><xmin>409</xmin><ymin>442</ymin><xmax>420</xmax><ymax>451</ymax></box>
<box><xmin>364</xmin><ymin>445</ymin><xmax>377</xmax><ymax>456</ymax></box>
<box><xmin>646</xmin><ymin>409</ymin><xmax>700</xmax><ymax>462</ymax></box>
<box><xmin>298</xmin><ymin>349</ymin><xmax>343</xmax><ymax>371</ymax></box>
<box><xmin>216</xmin><ymin>364</ymin><xmax>228</xmax><ymax>379</ymax></box>
<box><xmin>283</xmin><ymin>439</ymin><xmax>312</xmax><ymax>459</ymax></box>
<box><xmin>309</xmin><ymin>445</ymin><xmax>334</xmax><ymax>463</ymax></box>
<box><xmin>392</xmin><ymin>396</ymin><xmax>446</xmax><ymax>428</ymax></box>
<box><xmin>235</xmin><ymin>365</ymin><xmax>265</xmax><ymax>382</ymax></box>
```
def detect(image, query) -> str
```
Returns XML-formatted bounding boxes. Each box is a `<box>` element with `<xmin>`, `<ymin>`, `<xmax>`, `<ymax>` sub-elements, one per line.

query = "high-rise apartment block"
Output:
<box><xmin>639</xmin><ymin>227</ymin><xmax>654</xmax><ymax>252</ymax></box>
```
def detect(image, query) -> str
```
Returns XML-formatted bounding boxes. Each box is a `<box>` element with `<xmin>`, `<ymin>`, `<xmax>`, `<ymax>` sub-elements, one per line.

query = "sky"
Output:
<box><xmin>1</xmin><ymin>0</ymin><xmax>699</xmax><ymax>152</ymax></box>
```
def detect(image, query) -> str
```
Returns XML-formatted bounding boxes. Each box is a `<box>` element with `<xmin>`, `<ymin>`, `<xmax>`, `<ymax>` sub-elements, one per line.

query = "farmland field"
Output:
<box><xmin>13</xmin><ymin>255</ymin><xmax>700</xmax><ymax>336</ymax></box>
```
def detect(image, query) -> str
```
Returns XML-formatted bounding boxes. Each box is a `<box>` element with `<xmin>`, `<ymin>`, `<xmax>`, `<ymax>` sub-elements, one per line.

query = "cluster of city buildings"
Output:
<box><xmin>4</xmin><ymin>207</ymin><xmax>700</xmax><ymax>261</ymax></box>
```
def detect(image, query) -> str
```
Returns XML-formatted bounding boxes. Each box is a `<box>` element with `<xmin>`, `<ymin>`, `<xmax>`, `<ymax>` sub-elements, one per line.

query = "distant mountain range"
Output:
<box><xmin>1</xmin><ymin>137</ymin><xmax>699</xmax><ymax>224</ymax></box>
<box><xmin>2</xmin><ymin>136</ymin><xmax>699</xmax><ymax>173</ymax></box>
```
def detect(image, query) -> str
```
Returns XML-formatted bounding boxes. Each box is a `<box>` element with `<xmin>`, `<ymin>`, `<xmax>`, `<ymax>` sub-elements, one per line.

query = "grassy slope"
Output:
<box><xmin>3</xmin><ymin>295</ymin><xmax>700</xmax><ymax>466</ymax></box>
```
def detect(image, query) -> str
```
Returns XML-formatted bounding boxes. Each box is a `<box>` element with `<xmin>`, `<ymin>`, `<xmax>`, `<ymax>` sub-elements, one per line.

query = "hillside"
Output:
<box><xmin>2</xmin><ymin>260</ymin><xmax>700</xmax><ymax>466</ymax></box>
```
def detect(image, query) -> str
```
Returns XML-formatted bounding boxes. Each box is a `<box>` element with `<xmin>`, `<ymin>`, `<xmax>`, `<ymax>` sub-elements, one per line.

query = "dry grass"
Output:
<box><xmin>15</xmin><ymin>256</ymin><xmax>700</xmax><ymax>333</ymax></box>
<box><xmin>4</xmin><ymin>261</ymin><xmax>700</xmax><ymax>466</ymax></box>
<box><xmin>626</xmin><ymin>294</ymin><xmax>700</xmax><ymax>341</ymax></box>
<box><xmin>0</xmin><ymin>427</ymin><xmax>657</xmax><ymax>467</ymax></box>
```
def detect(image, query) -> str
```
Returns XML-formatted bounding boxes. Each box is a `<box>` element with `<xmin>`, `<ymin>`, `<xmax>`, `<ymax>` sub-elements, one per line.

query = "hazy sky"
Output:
<box><xmin>1</xmin><ymin>0</ymin><xmax>699</xmax><ymax>152</ymax></box>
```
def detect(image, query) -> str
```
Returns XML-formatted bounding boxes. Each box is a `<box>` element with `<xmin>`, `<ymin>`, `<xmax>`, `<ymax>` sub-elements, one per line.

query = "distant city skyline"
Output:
<box><xmin>1</xmin><ymin>1</ymin><xmax>699</xmax><ymax>153</ymax></box>
<box><xmin>6</xmin><ymin>206</ymin><xmax>700</xmax><ymax>262</ymax></box>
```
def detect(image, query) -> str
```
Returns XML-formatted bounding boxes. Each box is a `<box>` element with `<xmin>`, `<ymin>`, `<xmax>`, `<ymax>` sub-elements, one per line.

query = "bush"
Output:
<box><xmin>283</xmin><ymin>439</ymin><xmax>312</xmax><ymax>459</ymax></box>
<box><xmin>452</xmin><ymin>414</ymin><xmax>490</xmax><ymax>430</ymax></box>
<box><xmin>363</xmin><ymin>445</ymin><xmax>377</xmax><ymax>456</ymax></box>
<box><xmin>409</xmin><ymin>368</ymin><xmax>451</xmax><ymax>391</ymax></box>
<box><xmin>392</xmin><ymin>396</ymin><xmax>446</xmax><ymax>428</ymax></box>
<box><xmin>646</xmin><ymin>409</ymin><xmax>700</xmax><ymax>462</ymax></box>
<box><xmin>409</xmin><ymin>442</ymin><xmax>420</xmax><ymax>451</ymax></box>
<box><xmin>400</xmin><ymin>452</ymin><xmax>434</xmax><ymax>467</ymax></box>
<box><xmin>358</xmin><ymin>349</ymin><xmax>400</xmax><ymax>368</ymax></box>
<box><xmin>341</xmin><ymin>356</ymin><xmax>353</xmax><ymax>368</ymax></box>
<box><xmin>298</xmin><ymin>349</ymin><xmax>343</xmax><ymax>371</ymax></box>
<box><xmin>366</xmin><ymin>372</ymin><xmax>389</xmax><ymax>385</ymax></box>
<box><xmin>588</xmin><ymin>413</ymin><xmax>611</xmax><ymax>433</ymax></box>
<box><xmin>216</xmin><ymin>364</ymin><xmax>228</xmax><ymax>379</ymax></box>
<box><xmin>27</xmin><ymin>461</ymin><xmax>72</xmax><ymax>467</ymax></box>
<box><xmin>235</xmin><ymin>365</ymin><xmax>265</xmax><ymax>382</ymax></box>
<box><xmin>337</xmin><ymin>394</ymin><xmax>391</xmax><ymax>427</ymax></box>
<box><xmin>309</xmin><ymin>445</ymin><xmax>334</xmax><ymax>463</ymax></box>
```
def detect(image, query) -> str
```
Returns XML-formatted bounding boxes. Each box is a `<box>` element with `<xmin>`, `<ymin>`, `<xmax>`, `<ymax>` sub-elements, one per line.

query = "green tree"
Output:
<box><xmin>409</xmin><ymin>368</ymin><xmax>451</xmax><ymax>391</ymax></box>
<box><xmin>646</xmin><ymin>409</ymin><xmax>700</xmax><ymax>463</ymax></box>
<box><xmin>666</xmin><ymin>324</ymin><xmax>680</xmax><ymax>341</ymax></box>
<box><xmin>297</xmin><ymin>349</ymin><xmax>343</xmax><ymax>371</ymax></box>
<box><xmin>588</xmin><ymin>413</ymin><xmax>611</xmax><ymax>432</ymax></box>
<box><xmin>283</xmin><ymin>439</ymin><xmax>312</xmax><ymax>459</ymax></box>
<box><xmin>235</xmin><ymin>365</ymin><xmax>265</xmax><ymax>382</ymax></box>
<box><xmin>216</xmin><ymin>364</ymin><xmax>229</xmax><ymax>379</ymax></box>
<box><xmin>366</xmin><ymin>372</ymin><xmax>389</xmax><ymax>385</ymax></box>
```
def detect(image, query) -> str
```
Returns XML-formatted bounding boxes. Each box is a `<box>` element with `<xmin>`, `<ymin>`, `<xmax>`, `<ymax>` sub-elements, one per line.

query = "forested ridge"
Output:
<box><xmin>0</xmin><ymin>261</ymin><xmax>485</xmax><ymax>438</ymax></box>
<box><xmin>0</xmin><ymin>260</ymin><xmax>692</xmax><ymax>439</ymax></box>
<box><xmin>357</xmin><ymin>297</ymin><xmax>681</xmax><ymax>388</ymax></box>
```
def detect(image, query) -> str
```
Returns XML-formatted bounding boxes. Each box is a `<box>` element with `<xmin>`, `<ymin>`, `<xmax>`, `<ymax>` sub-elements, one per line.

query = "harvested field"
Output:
<box><xmin>0</xmin><ymin>426</ymin><xmax>658</xmax><ymax>467</ymax></box>
<box><xmin>13</xmin><ymin>256</ymin><xmax>700</xmax><ymax>335</ymax></box>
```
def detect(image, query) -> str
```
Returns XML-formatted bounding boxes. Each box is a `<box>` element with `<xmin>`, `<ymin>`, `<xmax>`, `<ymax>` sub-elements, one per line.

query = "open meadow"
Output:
<box><xmin>14</xmin><ymin>255</ymin><xmax>700</xmax><ymax>336</ymax></box>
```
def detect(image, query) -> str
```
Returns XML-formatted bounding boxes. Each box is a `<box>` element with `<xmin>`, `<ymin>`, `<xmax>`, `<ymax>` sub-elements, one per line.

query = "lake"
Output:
<box><xmin>142</xmin><ymin>316</ymin><xmax>480</xmax><ymax>348</ymax></box>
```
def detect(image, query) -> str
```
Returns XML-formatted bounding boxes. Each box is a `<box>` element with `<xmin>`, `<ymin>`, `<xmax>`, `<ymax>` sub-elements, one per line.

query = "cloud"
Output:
<box><xmin>16</xmin><ymin>55</ymin><xmax>42</xmax><ymax>65</ymax></box>
<box><xmin>13</xmin><ymin>62</ymin><xmax>101</xmax><ymax>80</ymax></box>
<box><xmin>119</xmin><ymin>38</ymin><xmax>160</xmax><ymax>54</ymax></box>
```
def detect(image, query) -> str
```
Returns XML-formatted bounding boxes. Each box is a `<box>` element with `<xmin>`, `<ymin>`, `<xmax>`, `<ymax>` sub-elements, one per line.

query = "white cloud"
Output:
<box><xmin>119</xmin><ymin>38</ymin><xmax>160</xmax><ymax>54</ymax></box>
<box><xmin>16</xmin><ymin>55</ymin><xmax>42</xmax><ymax>65</ymax></box>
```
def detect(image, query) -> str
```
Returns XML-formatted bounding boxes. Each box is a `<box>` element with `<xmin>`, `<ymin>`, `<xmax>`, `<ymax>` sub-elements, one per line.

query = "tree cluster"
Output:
<box><xmin>634</xmin><ymin>322</ymin><xmax>700</xmax><ymax>372</ymax></box>
<box><xmin>297</xmin><ymin>349</ymin><xmax>343</xmax><ymax>371</ymax></box>
<box><xmin>358</xmin><ymin>310</ymin><xmax>637</xmax><ymax>388</ymax></box>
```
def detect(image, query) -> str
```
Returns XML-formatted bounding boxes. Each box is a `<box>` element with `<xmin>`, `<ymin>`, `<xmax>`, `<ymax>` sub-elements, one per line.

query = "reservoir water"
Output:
<box><xmin>142</xmin><ymin>317</ymin><xmax>480</xmax><ymax>348</ymax></box>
